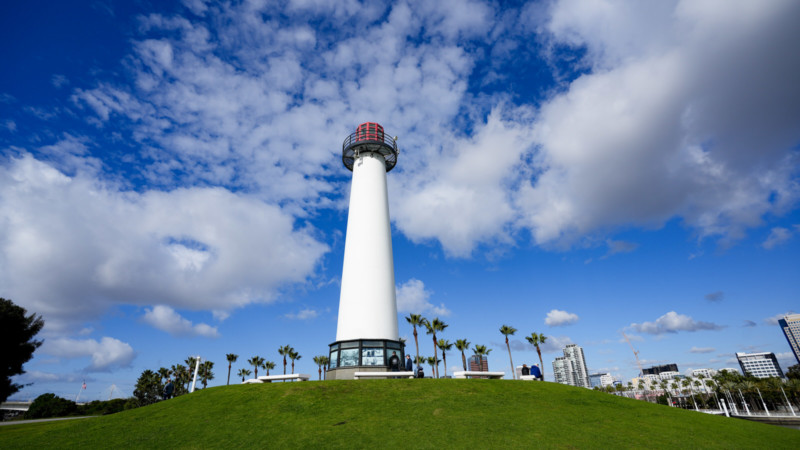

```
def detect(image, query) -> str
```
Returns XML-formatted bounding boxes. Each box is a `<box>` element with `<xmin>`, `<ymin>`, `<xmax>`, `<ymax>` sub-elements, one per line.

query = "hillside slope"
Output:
<box><xmin>1</xmin><ymin>379</ymin><xmax>798</xmax><ymax>448</ymax></box>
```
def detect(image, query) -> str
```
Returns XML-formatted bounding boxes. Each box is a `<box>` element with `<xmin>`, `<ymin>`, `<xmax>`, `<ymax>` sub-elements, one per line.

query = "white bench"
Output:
<box><xmin>354</xmin><ymin>371</ymin><xmax>414</xmax><ymax>379</ymax></box>
<box><xmin>520</xmin><ymin>375</ymin><xmax>541</xmax><ymax>381</ymax></box>
<box><xmin>453</xmin><ymin>371</ymin><xmax>505</xmax><ymax>379</ymax></box>
<box><xmin>257</xmin><ymin>374</ymin><xmax>310</xmax><ymax>382</ymax></box>
<box><xmin>243</xmin><ymin>378</ymin><xmax>261</xmax><ymax>384</ymax></box>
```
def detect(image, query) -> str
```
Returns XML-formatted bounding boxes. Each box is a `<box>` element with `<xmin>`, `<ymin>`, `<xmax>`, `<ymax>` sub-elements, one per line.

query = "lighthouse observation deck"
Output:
<box><xmin>342</xmin><ymin>122</ymin><xmax>398</xmax><ymax>172</ymax></box>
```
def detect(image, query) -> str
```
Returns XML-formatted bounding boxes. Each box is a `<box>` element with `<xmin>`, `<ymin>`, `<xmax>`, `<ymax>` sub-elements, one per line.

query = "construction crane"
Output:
<box><xmin>621</xmin><ymin>331</ymin><xmax>645</xmax><ymax>378</ymax></box>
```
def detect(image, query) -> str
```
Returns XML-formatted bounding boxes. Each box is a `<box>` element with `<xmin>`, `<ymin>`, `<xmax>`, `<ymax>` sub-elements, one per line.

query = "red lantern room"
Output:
<box><xmin>342</xmin><ymin>122</ymin><xmax>398</xmax><ymax>172</ymax></box>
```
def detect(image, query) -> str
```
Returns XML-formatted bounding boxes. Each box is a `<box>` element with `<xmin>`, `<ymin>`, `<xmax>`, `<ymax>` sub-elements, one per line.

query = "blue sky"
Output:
<box><xmin>2</xmin><ymin>0</ymin><xmax>799</xmax><ymax>401</ymax></box>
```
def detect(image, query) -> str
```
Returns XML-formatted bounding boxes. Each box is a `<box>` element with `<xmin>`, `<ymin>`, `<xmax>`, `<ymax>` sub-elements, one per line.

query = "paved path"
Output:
<box><xmin>0</xmin><ymin>416</ymin><xmax>94</xmax><ymax>426</ymax></box>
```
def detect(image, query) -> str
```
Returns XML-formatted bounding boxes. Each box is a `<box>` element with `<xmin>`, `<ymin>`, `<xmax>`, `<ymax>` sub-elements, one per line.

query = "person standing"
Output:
<box><xmin>163</xmin><ymin>379</ymin><xmax>175</xmax><ymax>399</ymax></box>
<box><xmin>389</xmin><ymin>351</ymin><xmax>400</xmax><ymax>372</ymax></box>
<box><xmin>405</xmin><ymin>354</ymin><xmax>413</xmax><ymax>372</ymax></box>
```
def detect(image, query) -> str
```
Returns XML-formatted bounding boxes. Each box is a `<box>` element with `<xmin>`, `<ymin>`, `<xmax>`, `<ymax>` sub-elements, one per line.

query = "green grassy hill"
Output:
<box><xmin>2</xmin><ymin>379</ymin><xmax>798</xmax><ymax>448</ymax></box>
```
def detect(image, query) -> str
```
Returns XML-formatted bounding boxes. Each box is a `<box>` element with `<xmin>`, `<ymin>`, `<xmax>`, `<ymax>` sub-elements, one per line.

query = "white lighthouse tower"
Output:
<box><xmin>327</xmin><ymin>122</ymin><xmax>405</xmax><ymax>379</ymax></box>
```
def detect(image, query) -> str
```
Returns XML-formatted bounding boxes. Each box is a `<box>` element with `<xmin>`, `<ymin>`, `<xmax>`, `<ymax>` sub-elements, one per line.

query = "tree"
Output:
<box><xmin>437</xmin><ymin>339</ymin><xmax>453</xmax><ymax>378</ymax></box>
<box><xmin>248</xmin><ymin>356</ymin><xmax>265</xmax><ymax>379</ymax></box>
<box><xmin>455</xmin><ymin>339</ymin><xmax>471</xmax><ymax>371</ymax></box>
<box><xmin>171</xmin><ymin>364</ymin><xmax>189</xmax><ymax>396</ymax></box>
<box><xmin>320</xmin><ymin>357</ymin><xmax>329</xmax><ymax>380</ymax></box>
<box><xmin>499</xmin><ymin>325</ymin><xmax>518</xmax><ymax>380</ymax></box>
<box><xmin>185</xmin><ymin>356</ymin><xmax>199</xmax><ymax>389</ymax></box>
<box><xmin>525</xmin><ymin>332</ymin><xmax>548</xmax><ymax>381</ymax></box>
<box><xmin>24</xmin><ymin>393</ymin><xmax>77</xmax><ymax>419</ymax></box>
<box><xmin>787</xmin><ymin>364</ymin><xmax>800</xmax><ymax>380</ymax></box>
<box><xmin>0</xmin><ymin>298</ymin><xmax>44</xmax><ymax>403</ymax></box>
<box><xmin>237</xmin><ymin>368</ymin><xmax>251</xmax><ymax>383</ymax></box>
<box><xmin>199</xmin><ymin>361</ymin><xmax>214</xmax><ymax>388</ymax></box>
<box><xmin>289</xmin><ymin>350</ymin><xmax>301</xmax><ymax>376</ymax></box>
<box><xmin>424</xmin><ymin>318</ymin><xmax>448</xmax><ymax>378</ymax></box>
<box><xmin>405</xmin><ymin>314</ymin><xmax>426</xmax><ymax>377</ymax></box>
<box><xmin>313</xmin><ymin>355</ymin><xmax>326</xmax><ymax>380</ymax></box>
<box><xmin>133</xmin><ymin>369</ymin><xmax>162</xmax><ymax>406</ymax></box>
<box><xmin>426</xmin><ymin>356</ymin><xmax>440</xmax><ymax>376</ymax></box>
<box><xmin>279</xmin><ymin>345</ymin><xmax>294</xmax><ymax>375</ymax></box>
<box><xmin>264</xmin><ymin>361</ymin><xmax>276</xmax><ymax>376</ymax></box>
<box><xmin>157</xmin><ymin>367</ymin><xmax>171</xmax><ymax>384</ymax></box>
<box><xmin>226</xmin><ymin>353</ymin><xmax>238</xmax><ymax>385</ymax></box>
<box><xmin>472</xmin><ymin>345</ymin><xmax>492</xmax><ymax>372</ymax></box>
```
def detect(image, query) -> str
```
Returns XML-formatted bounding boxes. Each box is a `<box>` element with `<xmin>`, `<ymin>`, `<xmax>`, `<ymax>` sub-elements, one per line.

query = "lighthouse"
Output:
<box><xmin>327</xmin><ymin>122</ymin><xmax>405</xmax><ymax>379</ymax></box>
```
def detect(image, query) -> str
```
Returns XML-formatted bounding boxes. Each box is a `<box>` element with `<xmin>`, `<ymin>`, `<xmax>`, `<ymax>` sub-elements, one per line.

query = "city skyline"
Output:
<box><xmin>1</xmin><ymin>0</ymin><xmax>798</xmax><ymax>400</ymax></box>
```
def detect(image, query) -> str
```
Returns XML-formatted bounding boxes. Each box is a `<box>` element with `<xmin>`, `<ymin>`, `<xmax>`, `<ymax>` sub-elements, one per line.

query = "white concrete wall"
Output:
<box><xmin>336</xmin><ymin>151</ymin><xmax>398</xmax><ymax>341</ymax></box>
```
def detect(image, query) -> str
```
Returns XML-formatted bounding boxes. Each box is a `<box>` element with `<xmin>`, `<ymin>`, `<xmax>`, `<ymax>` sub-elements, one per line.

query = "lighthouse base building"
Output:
<box><xmin>326</xmin><ymin>123</ymin><xmax>406</xmax><ymax>380</ymax></box>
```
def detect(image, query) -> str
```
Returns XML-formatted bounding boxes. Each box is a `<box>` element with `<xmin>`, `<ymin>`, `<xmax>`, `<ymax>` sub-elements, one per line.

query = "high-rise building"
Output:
<box><xmin>690</xmin><ymin>368</ymin><xmax>717</xmax><ymax>379</ymax></box>
<box><xmin>589</xmin><ymin>373</ymin><xmax>615</xmax><ymax>389</ymax></box>
<box><xmin>736</xmin><ymin>352</ymin><xmax>784</xmax><ymax>379</ymax></box>
<box><xmin>778</xmin><ymin>313</ymin><xmax>800</xmax><ymax>365</ymax></box>
<box><xmin>642</xmin><ymin>363</ymin><xmax>679</xmax><ymax>375</ymax></box>
<box><xmin>468</xmin><ymin>355</ymin><xmax>489</xmax><ymax>371</ymax></box>
<box><xmin>552</xmin><ymin>344</ymin><xmax>590</xmax><ymax>388</ymax></box>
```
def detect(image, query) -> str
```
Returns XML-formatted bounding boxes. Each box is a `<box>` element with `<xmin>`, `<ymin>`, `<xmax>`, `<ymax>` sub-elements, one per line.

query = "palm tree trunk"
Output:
<box><xmin>432</xmin><ymin>334</ymin><xmax>439</xmax><ymax>378</ymax></box>
<box><xmin>536</xmin><ymin>346</ymin><xmax>544</xmax><ymax>380</ymax></box>
<box><xmin>506</xmin><ymin>339</ymin><xmax>515</xmax><ymax>380</ymax></box>
<box><xmin>413</xmin><ymin>327</ymin><xmax>420</xmax><ymax>374</ymax></box>
<box><xmin>442</xmin><ymin>352</ymin><xmax>448</xmax><ymax>378</ymax></box>
<box><xmin>227</xmin><ymin>363</ymin><xmax>232</xmax><ymax>386</ymax></box>
<box><xmin>460</xmin><ymin>350</ymin><xmax>467</xmax><ymax>371</ymax></box>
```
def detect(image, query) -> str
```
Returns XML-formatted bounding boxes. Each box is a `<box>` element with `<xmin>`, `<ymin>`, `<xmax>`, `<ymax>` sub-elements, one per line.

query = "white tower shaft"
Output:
<box><xmin>336</xmin><ymin>151</ymin><xmax>398</xmax><ymax>341</ymax></box>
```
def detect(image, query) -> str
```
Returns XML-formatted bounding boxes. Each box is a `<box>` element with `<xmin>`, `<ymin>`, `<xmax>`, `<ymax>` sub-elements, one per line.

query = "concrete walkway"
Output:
<box><xmin>0</xmin><ymin>416</ymin><xmax>94</xmax><ymax>426</ymax></box>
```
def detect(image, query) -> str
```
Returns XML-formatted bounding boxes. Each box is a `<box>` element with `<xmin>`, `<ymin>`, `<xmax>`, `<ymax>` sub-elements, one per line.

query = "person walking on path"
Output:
<box><xmin>405</xmin><ymin>355</ymin><xmax>413</xmax><ymax>372</ymax></box>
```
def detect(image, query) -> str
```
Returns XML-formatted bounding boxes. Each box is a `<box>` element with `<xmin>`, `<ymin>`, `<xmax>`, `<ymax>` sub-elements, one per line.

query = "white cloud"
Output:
<box><xmin>764</xmin><ymin>311</ymin><xmax>795</xmax><ymax>325</ymax></box>
<box><xmin>762</xmin><ymin>226</ymin><xmax>796</xmax><ymax>249</ymax></box>
<box><xmin>689</xmin><ymin>347</ymin><xmax>715</xmax><ymax>354</ymax></box>
<box><xmin>0</xmin><ymin>154</ymin><xmax>328</xmax><ymax>332</ymax></box>
<box><xmin>516</xmin><ymin>0</ymin><xmax>800</xmax><ymax>248</ymax></box>
<box><xmin>284</xmin><ymin>308</ymin><xmax>319</xmax><ymax>320</ymax></box>
<box><xmin>630</xmin><ymin>311</ymin><xmax>723</xmax><ymax>335</ymax></box>
<box><xmin>538</xmin><ymin>335</ymin><xmax>573</xmax><ymax>354</ymax></box>
<box><xmin>545</xmin><ymin>309</ymin><xmax>579</xmax><ymax>327</ymax></box>
<box><xmin>395</xmin><ymin>279</ymin><xmax>450</xmax><ymax>316</ymax></box>
<box><xmin>40</xmin><ymin>337</ymin><xmax>135</xmax><ymax>371</ymax></box>
<box><xmin>142</xmin><ymin>305</ymin><xmax>219</xmax><ymax>337</ymax></box>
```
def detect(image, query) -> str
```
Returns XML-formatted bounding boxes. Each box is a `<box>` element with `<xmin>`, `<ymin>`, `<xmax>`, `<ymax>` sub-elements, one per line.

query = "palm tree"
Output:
<box><xmin>289</xmin><ymin>350</ymin><xmax>301</xmax><ymax>375</ymax></box>
<box><xmin>185</xmin><ymin>357</ymin><xmax>200</xmax><ymax>389</ymax></box>
<box><xmin>313</xmin><ymin>355</ymin><xmax>326</xmax><ymax>380</ymax></box>
<box><xmin>426</xmin><ymin>356</ymin><xmax>440</xmax><ymax>376</ymax></box>
<box><xmin>499</xmin><ymin>325</ymin><xmax>518</xmax><ymax>380</ymax></box>
<box><xmin>279</xmin><ymin>345</ymin><xmax>293</xmax><ymax>375</ymax></box>
<box><xmin>525</xmin><ymin>332</ymin><xmax>547</xmax><ymax>380</ymax></box>
<box><xmin>157</xmin><ymin>367</ymin><xmax>171</xmax><ymax>384</ymax></box>
<box><xmin>199</xmin><ymin>361</ymin><xmax>214</xmax><ymax>388</ymax></box>
<box><xmin>264</xmin><ymin>361</ymin><xmax>276</xmax><ymax>376</ymax></box>
<box><xmin>226</xmin><ymin>353</ymin><xmax>238</xmax><ymax>385</ymax></box>
<box><xmin>171</xmin><ymin>364</ymin><xmax>188</xmax><ymax>395</ymax></box>
<box><xmin>437</xmin><ymin>339</ymin><xmax>453</xmax><ymax>378</ymax></box>
<box><xmin>248</xmin><ymin>356</ymin><xmax>265</xmax><ymax>379</ymax></box>
<box><xmin>405</xmin><ymin>314</ymin><xmax>426</xmax><ymax>376</ymax></box>
<box><xmin>455</xmin><ymin>339</ymin><xmax>471</xmax><ymax>371</ymax></box>
<box><xmin>472</xmin><ymin>345</ymin><xmax>492</xmax><ymax>372</ymax></box>
<box><xmin>237</xmin><ymin>368</ymin><xmax>251</xmax><ymax>382</ymax></box>
<box><xmin>424</xmin><ymin>318</ymin><xmax>448</xmax><ymax>378</ymax></box>
<box><xmin>321</xmin><ymin>356</ymin><xmax>330</xmax><ymax>380</ymax></box>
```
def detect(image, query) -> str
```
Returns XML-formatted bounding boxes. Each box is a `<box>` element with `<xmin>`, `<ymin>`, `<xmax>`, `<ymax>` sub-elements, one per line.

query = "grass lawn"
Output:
<box><xmin>1</xmin><ymin>379</ymin><xmax>798</xmax><ymax>448</ymax></box>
